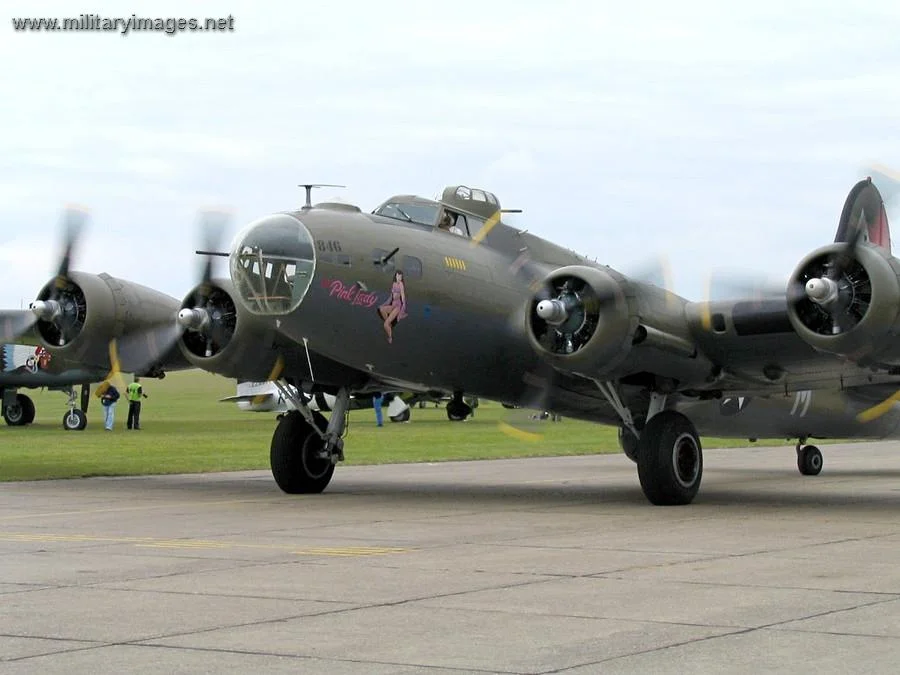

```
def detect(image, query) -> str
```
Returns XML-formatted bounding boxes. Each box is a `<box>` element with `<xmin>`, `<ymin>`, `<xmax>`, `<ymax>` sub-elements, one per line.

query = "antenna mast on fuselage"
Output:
<box><xmin>298</xmin><ymin>184</ymin><xmax>346</xmax><ymax>209</ymax></box>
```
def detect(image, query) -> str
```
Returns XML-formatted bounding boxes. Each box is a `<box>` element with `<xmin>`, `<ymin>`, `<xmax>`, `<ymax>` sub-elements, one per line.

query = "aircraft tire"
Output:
<box><xmin>635</xmin><ymin>411</ymin><xmax>702</xmax><ymax>506</ymax></box>
<box><xmin>63</xmin><ymin>409</ymin><xmax>87</xmax><ymax>431</ymax></box>
<box><xmin>390</xmin><ymin>408</ymin><xmax>411</xmax><ymax>423</ymax></box>
<box><xmin>446</xmin><ymin>401</ymin><xmax>472</xmax><ymax>421</ymax></box>
<box><xmin>797</xmin><ymin>445</ymin><xmax>823</xmax><ymax>476</ymax></box>
<box><xmin>3</xmin><ymin>394</ymin><xmax>35</xmax><ymax>426</ymax></box>
<box><xmin>270</xmin><ymin>410</ymin><xmax>335</xmax><ymax>494</ymax></box>
<box><xmin>20</xmin><ymin>395</ymin><xmax>36</xmax><ymax>424</ymax></box>
<box><xmin>618</xmin><ymin>426</ymin><xmax>639</xmax><ymax>463</ymax></box>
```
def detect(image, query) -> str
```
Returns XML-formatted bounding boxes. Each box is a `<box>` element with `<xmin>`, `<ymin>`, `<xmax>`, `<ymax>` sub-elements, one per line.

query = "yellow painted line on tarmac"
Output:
<box><xmin>0</xmin><ymin>531</ymin><xmax>408</xmax><ymax>557</ymax></box>
<box><xmin>0</xmin><ymin>499</ymin><xmax>276</xmax><ymax>522</ymax></box>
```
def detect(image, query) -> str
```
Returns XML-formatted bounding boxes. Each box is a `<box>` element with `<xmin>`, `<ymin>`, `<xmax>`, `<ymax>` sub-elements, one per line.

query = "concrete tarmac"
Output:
<box><xmin>3</xmin><ymin>441</ymin><xmax>900</xmax><ymax>673</ymax></box>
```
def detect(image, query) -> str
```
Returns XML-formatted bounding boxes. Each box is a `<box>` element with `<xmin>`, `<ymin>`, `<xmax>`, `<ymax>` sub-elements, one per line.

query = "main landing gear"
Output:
<box><xmin>62</xmin><ymin>386</ymin><xmax>88</xmax><ymax>431</ymax></box>
<box><xmin>796</xmin><ymin>438</ymin><xmax>823</xmax><ymax>476</ymax></box>
<box><xmin>269</xmin><ymin>384</ymin><xmax>349</xmax><ymax>494</ymax></box>
<box><xmin>596</xmin><ymin>381</ymin><xmax>703</xmax><ymax>505</ymax></box>
<box><xmin>2</xmin><ymin>393</ymin><xmax>35</xmax><ymax>426</ymax></box>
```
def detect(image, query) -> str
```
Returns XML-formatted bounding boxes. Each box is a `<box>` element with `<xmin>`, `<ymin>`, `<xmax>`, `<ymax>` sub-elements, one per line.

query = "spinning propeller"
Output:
<box><xmin>788</xmin><ymin>162</ymin><xmax>900</xmax><ymax>338</ymax></box>
<box><xmin>471</xmin><ymin>206</ymin><xmax>674</xmax><ymax>441</ymax></box>
<box><xmin>108</xmin><ymin>209</ymin><xmax>237</xmax><ymax>374</ymax></box>
<box><xmin>1</xmin><ymin>206</ymin><xmax>88</xmax><ymax>344</ymax></box>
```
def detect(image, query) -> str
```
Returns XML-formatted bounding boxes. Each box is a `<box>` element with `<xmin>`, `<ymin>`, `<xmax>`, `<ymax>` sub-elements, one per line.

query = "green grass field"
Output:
<box><xmin>1</xmin><ymin>370</ymin><xmax>775</xmax><ymax>482</ymax></box>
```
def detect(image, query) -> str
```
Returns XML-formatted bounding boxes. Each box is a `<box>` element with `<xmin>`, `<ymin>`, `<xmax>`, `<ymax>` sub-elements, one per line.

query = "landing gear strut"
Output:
<box><xmin>62</xmin><ymin>386</ymin><xmax>87</xmax><ymax>431</ymax></box>
<box><xmin>270</xmin><ymin>384</ymin><xmax>350</xmax><ymax>494</ymax></box>
<box><xmin>796</xmin><ymin>438</ymin><xmax>823</xmax><ymax>476</ymax></box>
<box><xmin>595</xmin><ymin>380</ymin><xmax>703</xmax><ymax>505</ymax></box>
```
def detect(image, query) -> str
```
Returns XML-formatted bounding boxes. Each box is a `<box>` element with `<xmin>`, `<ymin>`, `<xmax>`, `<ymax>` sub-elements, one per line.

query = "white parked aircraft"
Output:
<box><xmin>221</xmin><ymin>380</ymin><xmax>412</xmax><ymax>422</ymax></box>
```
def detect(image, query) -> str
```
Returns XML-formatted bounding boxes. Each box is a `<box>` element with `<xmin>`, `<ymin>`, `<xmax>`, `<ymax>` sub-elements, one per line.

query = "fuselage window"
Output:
<box><xmin>467</xmin><ymin>216</ymin><xmax>484</xmax><ymax>239</ymax></box>
<box><xmin>401</xmin><ymin>255</ymin><xmax>423</xmax><ymax>280</ymax></box>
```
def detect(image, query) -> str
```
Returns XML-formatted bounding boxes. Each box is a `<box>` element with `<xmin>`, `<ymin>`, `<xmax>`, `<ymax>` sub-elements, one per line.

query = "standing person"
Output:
<box><xmin>373</xmin><ymin>392</ymin><xmax>384</xmax><ymax>427</ymax></box>
<box><xmin>126</xmin><ymin>377</ymin><xmax>148</xmax><ymax>430</ymax></box>
<box><xmin>99</xmin><ymin>382</ymin><xmax>120</xmax><ymax>431</ymax></box>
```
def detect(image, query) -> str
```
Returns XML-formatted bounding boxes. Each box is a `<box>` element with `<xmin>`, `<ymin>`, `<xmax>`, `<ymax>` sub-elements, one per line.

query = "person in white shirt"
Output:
<box><xmin>437</xmin><ymin>211</ymin><xmax>464</xmax><ymax>236</ymax></box>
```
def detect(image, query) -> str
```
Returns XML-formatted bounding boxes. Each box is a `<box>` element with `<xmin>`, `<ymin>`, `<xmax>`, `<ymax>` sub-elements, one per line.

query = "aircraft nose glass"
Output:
<box><xmin>229</xmin><ymin>214</ymin><xmax>316</xmax><ymax>316</ymax></box>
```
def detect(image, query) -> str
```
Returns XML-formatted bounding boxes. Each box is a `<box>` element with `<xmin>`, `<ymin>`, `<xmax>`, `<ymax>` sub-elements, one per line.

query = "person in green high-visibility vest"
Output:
<box><xmin>126</xmin><ymin>377</ymin><xmax>149</xmax><ymax>430</ymax></box>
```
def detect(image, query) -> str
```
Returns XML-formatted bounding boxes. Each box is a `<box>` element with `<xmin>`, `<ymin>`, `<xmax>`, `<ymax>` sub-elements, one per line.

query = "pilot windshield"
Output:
<box><xmin>374</xmin><ymin>201</ymin><xmax>439</xmax><ymax>227</ymax></box>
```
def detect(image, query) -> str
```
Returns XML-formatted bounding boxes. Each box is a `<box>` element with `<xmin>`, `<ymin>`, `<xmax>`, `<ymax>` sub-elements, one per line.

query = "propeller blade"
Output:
<box><xmin>55</xmin><ymin>206</ymin><xmax>89</xmax><ymax>281</ymax></box>
<box><xmin>197</xmin><ymin>208</ymin><xmax>232</xmax><ymax>284</ymax></box>
<box><xmin>620</xmin><ymin>254</ymin><xmax>675</xmax><ymax>292</ymax></box>
<box><xmin>857</xmin><ymin>388</ymin><xmax>900</xmax><ymax>423</ymax></box>
<box><xmin>104</xmin><ymin>339</ymin><xmax>129</xmax><ymax>392</ymax></box>
<box><xmin>496</xmin><ymin>366</ymin><xmax>559</xmax><ymax>442</ymax></box>
<box><xmin>0</xmin><ymin>310</ymin><xmax>38</xmax><ymax>343</ymax></box>
<box><xmin>112</xmin><ymin>321</ymin><xmax>185</xmax><ymax>375</ymax></box>
<box><xmin>828</xmin><ymin>221</ymin><xmax>865</xmax><ymax>281</ymax></box>
<box><xmin>251</xmin><ymin>354</ymin><xmax>285</xmax><ymax>405</ymax></box>
<box><xmin>699</xmin><ymin>268</ymin><xmax>789</xmax><ymax>331</ymax></box>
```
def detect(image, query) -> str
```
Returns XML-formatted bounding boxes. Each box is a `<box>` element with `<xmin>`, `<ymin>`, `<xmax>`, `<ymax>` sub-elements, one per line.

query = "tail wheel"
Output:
<box><xmin>270</xmin><ymin>410</ymin><xmax>335</xmax><ymax>494</ymax></box>
<box><xmin>446</xmin><ymin>400</ymin><xmax>472</xmax><ymax>421</ymax></box>
<box><xmin>63</xmin><ymin>409</ymin><xmax>88</xmax><ymax>431</ymax></box>
<box><xmin>636</xmin><ymin>410</ymin><xmax>703</xmax><ymax>505</ymax></box>
<box><xmin>798</xmin><ymin>445</ymin><xmax>823</xmax><ymax>476</ymax></box>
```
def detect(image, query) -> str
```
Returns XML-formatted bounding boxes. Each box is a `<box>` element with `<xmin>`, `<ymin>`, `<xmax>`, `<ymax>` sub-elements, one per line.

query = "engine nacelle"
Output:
<box><xmin>177</xmin><ymin>278</ymin><xmax>282</xmax><ymax>380</ymax></box>
<box><xmin>787</xmin><ymin>243</ymin><xmax>900</xmax><ymax>365</ymax></box>
<box><xmin>33</xmin><ymin>271</ymin><xmax>181</xmax><ymax>369</ymax></box>
<box><xmin>526</xmin><ymin>265</ymin><xmax>639</xmax><ymax>376</ymax></box>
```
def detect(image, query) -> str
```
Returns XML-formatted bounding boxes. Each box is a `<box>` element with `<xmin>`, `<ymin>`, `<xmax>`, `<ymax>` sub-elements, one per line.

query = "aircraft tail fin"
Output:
<box><xmin>834</xmin><ymin>177</ymin><xmax>891</xmax><ymax>253</ymax></box>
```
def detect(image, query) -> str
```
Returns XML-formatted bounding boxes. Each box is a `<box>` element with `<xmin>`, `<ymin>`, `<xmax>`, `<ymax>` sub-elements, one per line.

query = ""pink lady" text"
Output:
<box><xmin>327</xmin><ymin>280</ymin><xmax>380</xmax><ymax>308</ymax></box>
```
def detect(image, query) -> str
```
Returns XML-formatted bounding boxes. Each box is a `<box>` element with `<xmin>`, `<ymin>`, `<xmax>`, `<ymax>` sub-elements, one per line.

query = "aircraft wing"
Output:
<box><xmin>219</xmin><ymin>393</ymin><xmax>275</xmax><ymax>404</ymax></box>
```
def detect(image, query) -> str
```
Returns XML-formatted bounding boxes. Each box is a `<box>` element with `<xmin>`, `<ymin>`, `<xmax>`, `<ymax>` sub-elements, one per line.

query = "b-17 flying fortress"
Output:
<box><xmin>3</xmin><ymin>173</ymin><xmax>900</xmax><ymax>506</ymax></box>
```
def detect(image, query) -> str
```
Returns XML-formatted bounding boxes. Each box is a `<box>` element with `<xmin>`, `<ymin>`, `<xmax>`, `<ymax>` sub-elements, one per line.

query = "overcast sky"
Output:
<box><xmin>1</xmin><ymin>0</ymin><xmax>899</xmax><ymax>309</ymax></box>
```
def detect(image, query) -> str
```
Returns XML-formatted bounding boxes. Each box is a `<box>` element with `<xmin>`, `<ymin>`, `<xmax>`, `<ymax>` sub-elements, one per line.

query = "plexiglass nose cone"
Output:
<box><xmin>229</xmin><ymin>213</ymin><xmax>316</xmax><ymax>315</ymax></box>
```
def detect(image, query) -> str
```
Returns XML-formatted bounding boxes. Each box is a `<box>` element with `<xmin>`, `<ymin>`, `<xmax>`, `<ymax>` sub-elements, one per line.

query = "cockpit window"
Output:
<box><xmin>374</xmin><ymin>201</ymin><xmax>439</xmax><ymax>227</ymax></box>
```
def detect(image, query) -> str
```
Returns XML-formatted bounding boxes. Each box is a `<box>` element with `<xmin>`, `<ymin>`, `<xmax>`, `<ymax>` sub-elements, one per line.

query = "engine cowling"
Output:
<box><xmin>786</xmin><ymin>243</ymin><xmax>900</xmax><ymax>364</ymax></box>
<box><xmin>177</xmin><ymin>278</ymin><xmax>282</xmax><ymax>380</ymax></box>
<box><xmin>32</xmin><ymin>271</ymin><xmax>181</xmax><ymax>368</ymax></box>
<box><xmin>525</xmin><ymin>265</ymin><xmax>639</xmax><ymax>376</ymax></box>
